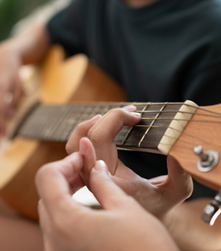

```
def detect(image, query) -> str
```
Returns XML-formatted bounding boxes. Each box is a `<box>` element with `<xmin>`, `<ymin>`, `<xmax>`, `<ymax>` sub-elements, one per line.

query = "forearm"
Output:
<box><xmin>1</xmin><ymin>23</ymin><xmax>51</xmax><ymax>65</ymax></box>
<box><xmin>166</xmin><ymin>198</ymin><xmax>221</xmax><ymax>251</ymax></box>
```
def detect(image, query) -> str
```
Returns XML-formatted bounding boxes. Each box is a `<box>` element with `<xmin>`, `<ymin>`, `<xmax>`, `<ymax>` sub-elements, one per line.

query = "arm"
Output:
<box><xmin>0</xmin><ymin>23</ymin><xmax>50</xmax><ymax>66</ymax></box>
<box><xmin>166</xmin><ymin>198</ymin><xmax>221</xmax><ymax>251</ymax></box>
<box><xmin>35</xmin><ymin>137</ymin><xmax>178</xmax><ymax>251</ymax></box>
<box><xmin>0</xmin><ymin>23</ymin><xmax>51</xmax><ymax>134</ymax></box>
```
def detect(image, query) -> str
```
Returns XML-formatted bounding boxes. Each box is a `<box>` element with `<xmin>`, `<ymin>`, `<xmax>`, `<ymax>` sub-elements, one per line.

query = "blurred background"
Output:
<box><xmin>0</xmin><ymin>0</ymin><xmax>70</xmax><ymax>41</ymax></box>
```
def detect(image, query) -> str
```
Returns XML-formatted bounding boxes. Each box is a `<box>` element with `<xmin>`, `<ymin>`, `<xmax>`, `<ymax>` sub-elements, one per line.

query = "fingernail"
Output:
<box><xmin>89</xmin><ymin>114</ymin><xmax>102</xmax><ymax>122</ymax></box>
<box><xmin>131</xmin><ymin>112</ymin><xmax>141</xmax><ymax>118</ymax></box>
<box><xmin>79</xmin><ymin>138</ymin><xmax>87</xmax><ymax>155</ymax></box>
<box><xmin>94</xmin><ymin>160</ymin><xmax>107</xmax><ymax>171</ymax></box>
<box><xmin>94</xmin><ymin>160</ymin><xmax>112</xmax><ymax>177</ymax></box>
<box><xmin>123</xmin><ymin>105</ymin><xmax>136</xmax><ymax>112</ymax></box>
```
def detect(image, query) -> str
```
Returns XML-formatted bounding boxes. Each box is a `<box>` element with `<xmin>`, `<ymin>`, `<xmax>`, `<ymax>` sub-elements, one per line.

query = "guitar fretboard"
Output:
<box><xmin>17</xmin><ymin>102</ymin><xmax>184</xmax><ymax>153</ymax></box>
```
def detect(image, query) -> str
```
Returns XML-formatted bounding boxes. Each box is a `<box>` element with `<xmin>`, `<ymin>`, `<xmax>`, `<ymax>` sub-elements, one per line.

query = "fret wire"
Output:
<box><xmin>126</xmin><ymin>133</ymin><xmax>196</xmax><ymax>150</ymax></box>
<box><xmin>136</xmin><ymin>110</ymin><xmax>221</xmax><ymax>119</ymax></box>
<box><xmin>44</xmin><ymin>102</ymin><xmax>221</xmax><ymax>120</ymax></box>
<box><xmin>138</xmin><ymin>102</ymin><xmax>168</xmax><ymax>148</ymax></box>
<box><xmin>122</xmin><ymin>119</ymin><xmax>221</xmax><ymax>151</ymax></box>
<box><xmin>139</xmin><ymin>117</ymin><xmax>221</xmax><ymax>123</ymax></box>
<box><xmin>63</xmin><ymin>103</ymin><xmax>221</xmax><ymax>118</ymax></box>
<box><xmin>136</xmin><ymin>102</ymin><xmax>221</xmax><ymax>117</ymax></box>
<box><xmin>121</xmin><ymin>103</ymin><xmax>150</xmax><ymax>146</ymax></box>
<box><xmin>17</xmin><ymin>101</ymin><xmax>221</xmax><ymax>144</ymax></box>
<box><xmin>87</xmin><ymin>102</ymin><xmax>221</xmax><ymax>118</ymax></box>
<box><xmin>134</xmin><ymin>125</ymin><xmax>183</xmax><ymax>133</ymax></box>
<box><xmin>46</xmin><ymin>102</ymin><xmax>221</xmax><ymax>115</ymax></box>
<box><xmin>122</xmin><ymin>131</ymin><xmax>195</xmax><ymax>149</ymax></box>
<box><xmin>55</xmin><ymin>105</ymin><xmax>87</xmax><ymax>141</ymax></box>
<box><xmin>65</xmin><ymin>104</ymin><xmax>112</xmax><ymax>141</ymax></box>
<box><xmin>50</xmin><ymin>105</ymin><xmax>78</xmax><ymax>140</ymax></box>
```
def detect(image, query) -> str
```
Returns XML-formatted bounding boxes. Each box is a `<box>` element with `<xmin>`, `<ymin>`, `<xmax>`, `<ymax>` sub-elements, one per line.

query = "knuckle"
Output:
<box><xmin>66</xmin><ymin>120</ymin><xmax>90</xmax><ymax>153</ymax></box>
<box><xmin>74</xmin><ymin>120</ymin><xmax>91</xmax><ymax>136</ymax></box>
<box><xmin>35</xmin><ymin>164</ymin><xmax>51</xmax><ymax>184</ymax></box>
<box><xmin>87</xmin><ymin>128</ymin><xmax>104</xmax><ymax>146</ymax></box>
<box><xmin>108</xmin><ymin>107</ymin><xmax>125</xmax><ymax>117</ymax></box>
<box><xmin>65</xmin><ymin>141</ymin><xmax>73</xmax><ymax>154</ymax></box>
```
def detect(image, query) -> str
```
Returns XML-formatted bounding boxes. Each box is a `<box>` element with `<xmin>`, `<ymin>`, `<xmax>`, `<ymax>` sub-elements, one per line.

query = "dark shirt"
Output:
<box><xmin>47</xmin><ymin>0</ymin><xmax>221</xmax><ymax>198</ymax></box>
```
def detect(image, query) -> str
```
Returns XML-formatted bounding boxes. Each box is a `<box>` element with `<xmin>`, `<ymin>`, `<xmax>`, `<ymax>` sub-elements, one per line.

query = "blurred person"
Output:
<box><xmin>0</xmin><ymin>0</ymin><xmax>221</xmax><ymax>250</ymax></box>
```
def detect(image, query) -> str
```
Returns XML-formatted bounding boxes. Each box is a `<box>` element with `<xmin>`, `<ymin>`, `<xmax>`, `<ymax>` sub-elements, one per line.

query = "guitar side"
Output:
<box><xmin>0</xmin><ymin>45</ymin><xmax>126</xmax><ymax>220</ymax></box>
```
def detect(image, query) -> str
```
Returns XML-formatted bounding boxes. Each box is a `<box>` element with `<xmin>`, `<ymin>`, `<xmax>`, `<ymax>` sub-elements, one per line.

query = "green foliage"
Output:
<box><xmin>0</xmin><ymin>0</ymin><xmax>51</xmax><ymax>41</ymax></box>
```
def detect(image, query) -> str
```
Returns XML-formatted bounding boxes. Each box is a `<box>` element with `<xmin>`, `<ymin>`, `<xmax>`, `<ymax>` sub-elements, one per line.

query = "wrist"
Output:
<box><xmin>2</xmin><ymin>24</ymin><xmax>50</xmax><ymax>65</ymax></box>
<box><xmin>0</xmin><ymin>40</ymin><xmax>22</xmax><ymax>68</ymax></box>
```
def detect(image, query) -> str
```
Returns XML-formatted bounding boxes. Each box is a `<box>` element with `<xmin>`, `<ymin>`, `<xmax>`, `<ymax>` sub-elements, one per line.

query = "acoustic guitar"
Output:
<box><xmin>1</xmin><ymin>46</ymin><xmax>221</xmax><ymax>225</ymax></box>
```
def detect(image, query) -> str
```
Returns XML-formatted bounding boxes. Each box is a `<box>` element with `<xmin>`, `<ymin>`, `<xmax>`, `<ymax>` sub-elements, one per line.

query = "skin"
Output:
<box><xmin>0</xmin><ymin>24</ymin><xmax>50</xmax><ymax>134</ymax></box>
<box><xmin>66</xmin><ymin>106</ymin><xmax>193</xmax><ymax>221</ymax></box>
<box><xmin>66</xmin><ymin>106</ymin><xmax>221</xmax><ymax>251</ymax></box>
<box><xmin>0</xmin><ymin>0</ymin><xmax>221</xmax><ymax>250</ymax></box>
<box><xmin>0</xmin><ymin>0</ymin><xmax>157</xmax><ymax>135</ymax></box>
<box><xmin>35</xmin><ymin>137</ymin><xmax>179</xmax><ymax>251</ymax></box>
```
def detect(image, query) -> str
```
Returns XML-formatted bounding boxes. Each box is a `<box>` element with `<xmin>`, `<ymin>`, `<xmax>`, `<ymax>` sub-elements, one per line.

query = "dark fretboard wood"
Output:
<box><xmin>16</xmin><ymin>102</ymin><xmax>183</xmax><ymax>154</ymax></box>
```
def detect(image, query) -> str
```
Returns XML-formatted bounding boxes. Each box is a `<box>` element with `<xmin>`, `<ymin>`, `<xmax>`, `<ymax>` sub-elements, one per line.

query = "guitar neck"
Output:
<box><xmin>16</xmin><ymin>100</ymin><xmax>198</xmax><ymax>155</ymax></box>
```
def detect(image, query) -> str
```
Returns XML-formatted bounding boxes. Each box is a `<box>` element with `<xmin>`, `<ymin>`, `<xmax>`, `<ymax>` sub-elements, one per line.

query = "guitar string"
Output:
<box><xmin>121</xmin><ymin>117</ymin><xmax>221</xmax><ymax>150</ymax></box>
<box><xmin>20</xmin><ymin>103</ymin><xmax>221</xmax><ymax>144</ymax></box>
<box><xmin>124</xmin><ymin>104</ymin><xmax>221</xmax><ymax>149</ymax></box>
<box><xmin>137</xmin><ymin>110</ymin><xmax>221</xmax><ymax>119</ymax></box>
<box><xmin>139</xmin><ymin>118</ymin><xmax>221</xmax><ymax>124</ymax></box>
<box><xmin>38</xmin><ymin>102</ymin><xmax>221</xmax><ymax>121</ymax></box>
<box><xmin>122</xmin><ymin>126</ymin><xmax>219</xmax><ymax>151</ymax></box>
<box><xmin>43</xmin><ymin>101</ymin><xmax>221</xmax><ymax>116</ymax></box>
<box><xmin>94</xmin><ymin>107</ymin><xmax>221</xmax><ymax>119</ymax></box>
<box><xmin>82</xmin><ymin>102</ymin><xmax>221</xmax><ymax>117</ymax></box>
<box><xmin>29</xmin><ymin>114</ymin><xmax>221</xmax><ymax>141</ymax></box>
<box><xmin>66</xmin><ymin>111</ymin><xmax>221</xmax><ymax>124</ymax></box>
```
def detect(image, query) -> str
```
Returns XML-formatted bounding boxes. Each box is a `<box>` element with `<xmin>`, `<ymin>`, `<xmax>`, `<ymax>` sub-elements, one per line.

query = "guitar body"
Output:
<box><xmin>0</xmin><ymin>45</ymin><xmax>126</xmax><ymax>220</ymax></box>
<box><xmin>2</xmin><ymin>46</ymin><xmax>221</xmax><ymax>222</ymax></box>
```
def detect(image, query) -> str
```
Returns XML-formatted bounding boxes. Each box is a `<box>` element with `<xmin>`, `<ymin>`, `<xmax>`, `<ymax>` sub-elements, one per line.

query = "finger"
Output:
<box><xmin>4</xmin><ymin>92</ymin><xmax>15</xmax><ymax>117</ymax></box>
<box><xmin>35</xmin><ymin>152</ymin><xmax>84</xmax><ymax>215</ymax></box>
<box><xmin>0</xmin><ymin>88</ymin><xmax>10</xmax><ymax>134</ymax></box>
<box><xmin>88</xmin><ymin>105</ymin><xmax>141</xmax><ymax>144</ymax></box>
<box><xmin>87</xmin><ymin>106</ymin><xmax>141</xmax><ymax>173</ymax></box>
<box><xmin>38</xmin><ymin>199</ymin><xmax>50</xmax><ymax>239</ymax></box>
<box><xmin>38</xmin><ymin>199</ymin><xmax>55</xmax><ymax>251</ymax></box>
<box><xmin>8</xmin><ymin>76</ymin><xmax>23</xmax><ymax>116</ymax></box>
<box><xmin>89</xmin><ymin>160</ymin><xmax>131</xmax><ymax>210</ymax></box>
<box><xmin>79</xmin><ymin>137</ymin><xmax>96</xmax><ymax>186</ymax></box>
<box><xmin>163</xmin><ymin>156</ymin><xmax>193</xmax><ymax>204</ymax></box>
<box><xmin>66</xmin><ymin>114</ymin><xmax>102</xmax><ymax>154</ymax></box>
<box><xmin>0</xmin><ymin>114</ymin><xmax>6</xmax><ymax>136</ymax></box>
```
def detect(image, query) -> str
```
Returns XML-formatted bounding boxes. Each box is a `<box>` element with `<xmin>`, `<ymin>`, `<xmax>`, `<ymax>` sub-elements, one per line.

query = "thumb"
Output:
<box><xmin>89</xmin><ymin>160</ymin><xmax>129</xmax><ymax>210</ymax></box>
<box><xmin>165</xmin><ymin>155</ymin><xmax>193</xmax><ymax>203</ymax></box>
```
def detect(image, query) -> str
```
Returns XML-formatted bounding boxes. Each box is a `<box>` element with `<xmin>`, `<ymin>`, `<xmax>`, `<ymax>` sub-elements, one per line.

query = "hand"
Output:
<box><xmin>0</xmin><ymin>41</ymin><xmax>23</xmax><ymax>135</ymax></box>
<box><xmin>66</xmin><ymin>106</ymin><xmax>193</xmax><ymax>221</ymax></box>
<box><xmin>36</xmin><ymin>138</ymin><xmax>178</xmax><ymax>251</ymax></box>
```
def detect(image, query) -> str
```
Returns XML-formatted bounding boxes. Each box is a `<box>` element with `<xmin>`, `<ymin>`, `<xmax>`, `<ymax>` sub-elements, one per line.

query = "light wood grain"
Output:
<box><xmin>0</xmin><ymin>45</ymin><xmax>126</xmax><ymax>220</ymax></box>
